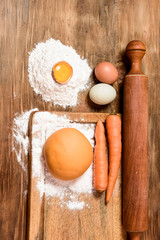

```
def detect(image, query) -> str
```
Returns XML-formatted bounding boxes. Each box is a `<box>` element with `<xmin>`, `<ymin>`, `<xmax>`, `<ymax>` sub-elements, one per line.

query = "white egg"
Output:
<box><xmin>89</xmin><ymin>83</ymin><xmax>116</xmax><ymax>105</ymax></box>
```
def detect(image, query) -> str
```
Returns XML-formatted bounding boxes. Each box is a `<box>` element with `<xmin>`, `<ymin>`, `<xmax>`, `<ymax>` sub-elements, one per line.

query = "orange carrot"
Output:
<box><xmin>106</xmin><ymin>114</ymin><xmax>122</xmax><ymax>202</ymax></box>
<box><xmin>94</xmin><ymin>120</ymin><xmax>108</xmax><ymax>192</ymax></box>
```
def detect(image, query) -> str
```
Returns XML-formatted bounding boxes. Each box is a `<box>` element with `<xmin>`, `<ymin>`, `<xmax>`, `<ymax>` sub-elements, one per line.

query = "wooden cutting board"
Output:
<box><xmin>28</xmin><ymin>111</ymin><xmax>125</xmax><ymax>240</ymax></box>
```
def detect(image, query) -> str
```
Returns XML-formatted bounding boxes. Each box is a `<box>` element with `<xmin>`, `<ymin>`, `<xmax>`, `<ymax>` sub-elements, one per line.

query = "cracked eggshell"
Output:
<box><xmin>89</xmin><ymin>83</ymin><xmax>116</xmax><ymax>105</ymax></box>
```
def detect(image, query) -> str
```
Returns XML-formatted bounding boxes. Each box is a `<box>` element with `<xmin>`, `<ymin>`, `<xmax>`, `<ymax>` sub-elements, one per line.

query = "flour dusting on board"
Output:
<box><xmin>28</xmin><ymin>38</ymin><xmax>92</xmax><ymax>107</ymax></box>
<box><xmin>12</xmin><ymin>110</ymin><xmax>95</xmax><ymax>210</ymax></box>
<box><xmin>12</xmin><ymin>108</ymin><xmax>38</xmax><ymax>171</ymax></box>
<box><xmin>32</xmin><ymin>112</ymin><xmax>95</xmax><ymax>210</ymax></box>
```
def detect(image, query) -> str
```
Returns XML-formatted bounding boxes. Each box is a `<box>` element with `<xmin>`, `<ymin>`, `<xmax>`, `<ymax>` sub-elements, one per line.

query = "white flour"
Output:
<box><xmin>28</xmin><ymin>38</ymin><xmax>92</xmax><ymax>107</ymax></box>
<box><xmin>32</xmin><ymin>112</ymin><xmax>95</xmax><ymax>210</ymax></box>
<box><xmin>12</xmin><ymin>108</ymin><xmax>38</xmax><ymax>171</ymax></box>
<box><xmin>12</xmin><ymin>110</ymin><xmax>95</xmax><ymax>210</ymax></box>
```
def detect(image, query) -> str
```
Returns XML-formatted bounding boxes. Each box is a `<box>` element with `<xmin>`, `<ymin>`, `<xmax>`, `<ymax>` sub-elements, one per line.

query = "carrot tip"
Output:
<box><xmin>106</xmin><ymin>198</ymin><xmax>110</xmax><ymax>203</ymax></box>
<box><xmin>97</xmin><ymin>190</ymin><xmax>105</xmax><ymax>193</ymax></box>
<box><xmin>106</xmin><ymin>193</ymin><xmax>111</xmax><ymax>203</ymax></box>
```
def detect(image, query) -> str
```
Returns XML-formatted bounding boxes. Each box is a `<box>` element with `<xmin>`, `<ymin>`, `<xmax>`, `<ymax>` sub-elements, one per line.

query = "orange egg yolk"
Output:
<box><xmin>52</xmin><ymin>61</ymin><xmax>73</xmax><ymax>84</ymax></box>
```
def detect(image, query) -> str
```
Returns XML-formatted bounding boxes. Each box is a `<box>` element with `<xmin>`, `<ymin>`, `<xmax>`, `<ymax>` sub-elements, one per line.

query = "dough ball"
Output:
<box><xmin>43</xmin><ymin>128</ymin><xmax>93</xmax><ymax>180</ymax></box>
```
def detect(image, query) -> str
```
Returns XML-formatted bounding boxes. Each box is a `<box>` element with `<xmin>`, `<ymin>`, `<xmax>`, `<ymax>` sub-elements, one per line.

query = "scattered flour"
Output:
<box><xmin>28</xmin><ymin>38</ymin><xmax>92</xmax><ymax>107</ymax></box>
<box><xmin>12</xmin><ymin>108</ymin><xmax>38</xmax><ymax>171</ymax></box>
<box><xmin>64</xmin><ymin>201</ymin><xmax>86</xmax><ymax>210</ymax></box>
<box><xmin>32</xmin><ymin>112</ymin><xmax>95</xmax><ymax>210</ymax></box>
<box><xmin>12</xmin><ymin>110</ymin><xmax>95</xmax><ymax>210</ymax></box>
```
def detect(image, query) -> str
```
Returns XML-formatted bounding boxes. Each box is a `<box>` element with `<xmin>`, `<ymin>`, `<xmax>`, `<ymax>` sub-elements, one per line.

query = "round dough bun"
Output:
<box><xmin>43</xmin><ymin>128</ymin><xmax>93</xmax><ymax>180</ymax></box>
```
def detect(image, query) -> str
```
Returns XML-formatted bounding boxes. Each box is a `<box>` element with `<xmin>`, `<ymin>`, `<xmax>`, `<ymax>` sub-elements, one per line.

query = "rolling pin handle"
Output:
<box><xmin>126</xmin><ymin>40</ymin><xmax>146</xmax><ymax>75</ymax></box>
<box><xmin>128</xmin><ymin>232</ymin><xmax>142</xmax><ymax>240</ymax></box>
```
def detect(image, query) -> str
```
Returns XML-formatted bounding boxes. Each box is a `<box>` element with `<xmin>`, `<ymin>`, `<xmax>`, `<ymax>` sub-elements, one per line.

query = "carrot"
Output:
<box><xmin>94</xmin><ymin>120</ymin><xmax>108</xmax><ymax>192</ymax></box>
<box><xmin>106</xmin><ymin>114</ymin><xmax>122</xmax><ymax>202</ymax></box>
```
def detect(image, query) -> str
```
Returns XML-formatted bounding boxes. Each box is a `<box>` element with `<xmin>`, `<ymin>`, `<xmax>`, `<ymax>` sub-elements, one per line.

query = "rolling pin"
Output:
<box><xmin>123</xmin><ymin>40</ymin><xmax>148</xmax><ymax>240</ymax></box>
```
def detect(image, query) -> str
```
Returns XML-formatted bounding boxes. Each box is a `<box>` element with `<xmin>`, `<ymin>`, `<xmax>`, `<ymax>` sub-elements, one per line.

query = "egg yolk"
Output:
<box><xmin>52</xmin><ymin>61</ymin><xmax>73</xmax><ymax>84</ymax></box>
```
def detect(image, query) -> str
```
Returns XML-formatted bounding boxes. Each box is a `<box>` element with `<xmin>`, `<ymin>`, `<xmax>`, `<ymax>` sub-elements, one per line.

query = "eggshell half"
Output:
<box><xmin>89</xmin><ymin>83</ymin><xmax>116</xmax><ymax>105</ymax></box>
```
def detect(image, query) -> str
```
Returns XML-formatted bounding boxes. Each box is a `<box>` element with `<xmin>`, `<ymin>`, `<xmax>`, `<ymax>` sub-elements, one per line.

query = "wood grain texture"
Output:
<box><xmin>28</xmin><ymin>111</ymin><xmax>124</xmax><ymax>240</ymax></box>
<box><xmin>0</xmin><ymin>0</ymin><xmax>159</xmax><ymax>239</ymax></box>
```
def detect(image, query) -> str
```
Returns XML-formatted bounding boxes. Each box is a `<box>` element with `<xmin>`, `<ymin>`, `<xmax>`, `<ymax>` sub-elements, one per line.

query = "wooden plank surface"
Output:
<box><xmin>0</xmin><ymin>0</ymin><xmax>160</xmax><ymax>239</ymax></box>
<box><xmin>28</xmin><ymin>111</ymin><xmax>124</xmax><ymax>240</ymax></box>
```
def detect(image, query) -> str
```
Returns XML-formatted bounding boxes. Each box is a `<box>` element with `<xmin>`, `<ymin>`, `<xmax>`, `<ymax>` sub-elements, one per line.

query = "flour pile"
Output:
<box><xmin>28</xmin><ymin>38</ymin><xmax>92</xmax><ymax>107</ymax></box>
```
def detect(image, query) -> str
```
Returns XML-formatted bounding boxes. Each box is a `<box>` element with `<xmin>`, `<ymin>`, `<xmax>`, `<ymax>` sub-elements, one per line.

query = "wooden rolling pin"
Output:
<box><xmin>123</xmin><ymin>40</ymin><xmax>149</xmax><ymax>240</ymax></box>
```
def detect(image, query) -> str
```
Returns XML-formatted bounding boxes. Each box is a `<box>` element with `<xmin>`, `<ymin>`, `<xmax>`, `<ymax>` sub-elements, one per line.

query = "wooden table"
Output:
<box><xmin>0</xmin><ymin>0</ymin><xmax>159</xmax><ymax>239</ymax></box>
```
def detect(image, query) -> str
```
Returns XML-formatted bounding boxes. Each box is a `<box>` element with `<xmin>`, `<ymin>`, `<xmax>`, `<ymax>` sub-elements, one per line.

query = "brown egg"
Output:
<box><xmin>43</xmin><ymin>128</ymin><xmax>93</xmax><ymax>180</ymax></box>
<box><xmin>95</xmin><ymin>62</ymin><xmax>118</xmax><ymax>84</ymax></box>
